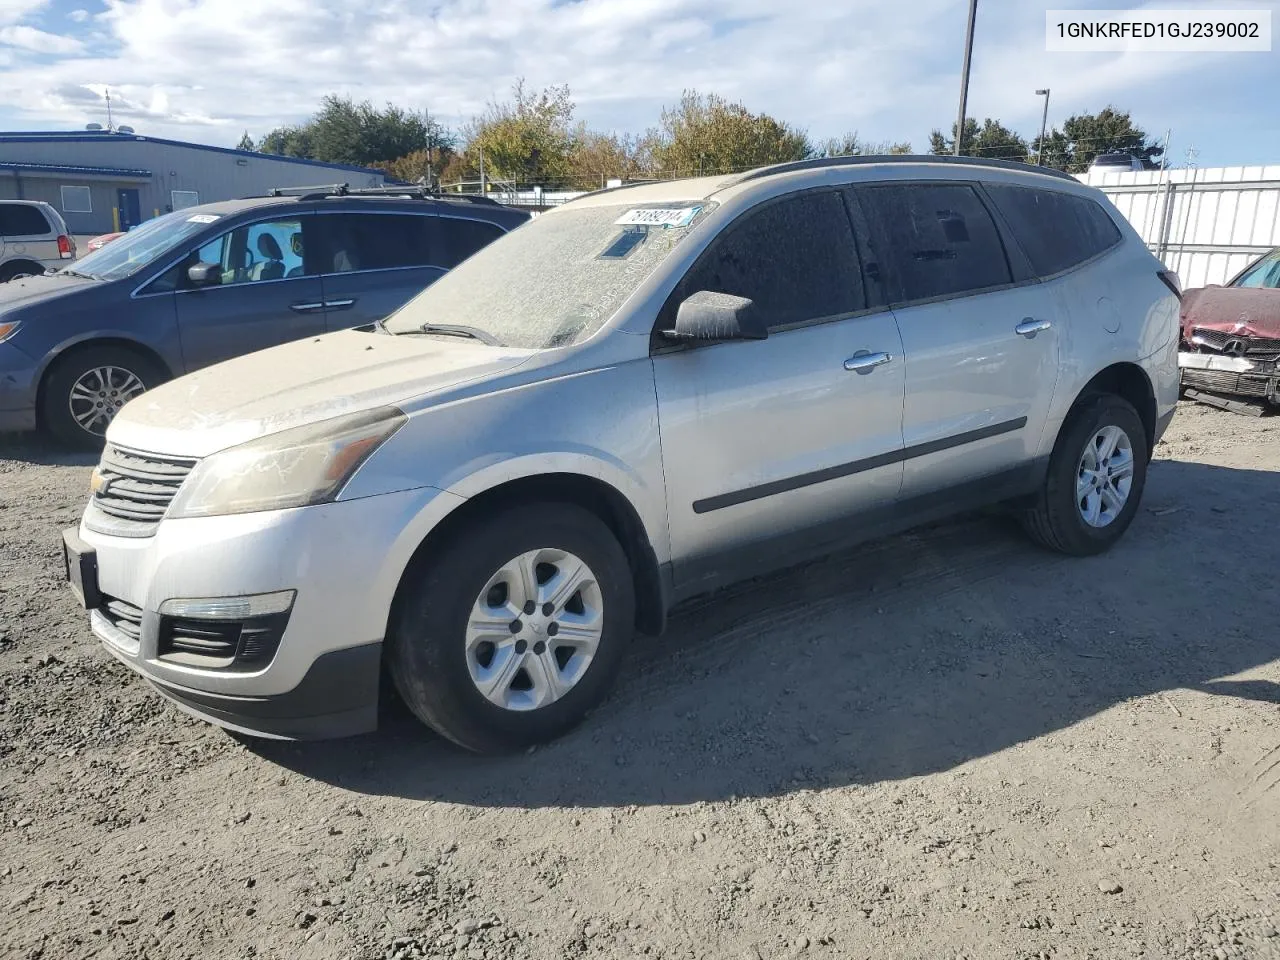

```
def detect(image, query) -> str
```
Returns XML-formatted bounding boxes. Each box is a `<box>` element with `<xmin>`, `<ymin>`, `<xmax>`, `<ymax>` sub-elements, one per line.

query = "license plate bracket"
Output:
<box><xmin>62</xmin><ymin>527</ymin><xmax>101</xmax><ymax>610</ymax></box>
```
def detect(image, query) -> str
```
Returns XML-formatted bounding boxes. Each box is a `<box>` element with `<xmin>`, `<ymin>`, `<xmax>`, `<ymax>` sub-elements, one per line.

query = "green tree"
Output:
<box><xmin>465</xmin><ymin>80</ymin><xmax>576</xmax><ymax>184</ymax></box>
<box><xmin>235</xmin><ymin>130</ymin><xmax>254</xmax><ymax>152</ymax></box>
<box><xmin>818</xmin><ymin>132</ymin><xmax>912</xmax><ymax>157</ymax></box>
<box><xmin>647</xmin><ymin>90</ymin><xmax>811</xmax><ymax>177</ymax></box>
<box><xmin>567</xmin><ymin>127</ymin><xmax>651</xmax><ymax>189</ymax></box>
<box><xmin>1031</xmin><ymin>106</ymin><xmax>1163</xmax><ymax>173</ymax></box>
<box><xmin>258</xmin><ymin>95</ymin><xmax>454</xmax><ymax>167</ymax></box>
<box><xmin>929</xmin><ymin>118</ymin><xmax>1027</xmax><ymax>161</ymax></box>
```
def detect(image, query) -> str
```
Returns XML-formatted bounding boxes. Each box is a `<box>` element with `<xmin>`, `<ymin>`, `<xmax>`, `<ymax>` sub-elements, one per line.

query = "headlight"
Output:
<box><xmin>0</xmin><ymin>321</ymin><xmax>21</xmax><ymax>343</ymax></box>
<box><xmin>167</xmin><ymin>407</ymin><xmax>407</xmax><ymax>519</ymax></box>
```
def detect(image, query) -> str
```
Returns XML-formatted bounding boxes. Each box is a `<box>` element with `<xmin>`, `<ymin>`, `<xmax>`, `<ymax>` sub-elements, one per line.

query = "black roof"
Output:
<box><xmin>728</xmin><ymin>153</ymin><xmax>1079</xmax><ymax>185</ymax></box>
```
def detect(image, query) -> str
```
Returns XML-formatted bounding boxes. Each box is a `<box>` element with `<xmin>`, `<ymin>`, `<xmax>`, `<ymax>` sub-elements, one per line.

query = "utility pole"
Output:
<box><xmin>479</xmin><ymin>147</ymin><xmax>486</xmax><ymax>194</ymax></box>
<box><xmin>1035</xmin><ymin>88</ymin><xmax>1050</xmax><ymax>164</ymax></box>
<box><xmin>953</xmin><ymin>0</ymin><xmax>978</xmax><ymax>156</ymax></box>
<box><xmin>105</xmin><ymin>89</ymin><xmax>114</xmax><ymax>132</ymax></box>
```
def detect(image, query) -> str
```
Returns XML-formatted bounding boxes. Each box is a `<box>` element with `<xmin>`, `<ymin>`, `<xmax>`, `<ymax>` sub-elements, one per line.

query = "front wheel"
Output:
<box><xmin>1020</xmin><ymin>394</ymin><xmax>1149</xmax><ymax>555</ymax></box>
<box><xmin>387</xmin><ymin>503</ymin><xmax>636</xmax><ymax>753</ymax></box>
<box><xmin>40</xmin><ymin>345</ymin><xmax>166</xmax><ymax>449</ymax></box>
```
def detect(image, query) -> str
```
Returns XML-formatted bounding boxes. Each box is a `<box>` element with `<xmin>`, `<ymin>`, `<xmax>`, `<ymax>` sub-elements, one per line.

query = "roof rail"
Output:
<box><xmin>259</xmin><ymin>183</ymin><xmax>506</xmax><ymax>205</ymax></box>
<box><xmin>726</xmin><ymin>154</ymin><xmax>1079</xmax><ymax>185</ymax></box>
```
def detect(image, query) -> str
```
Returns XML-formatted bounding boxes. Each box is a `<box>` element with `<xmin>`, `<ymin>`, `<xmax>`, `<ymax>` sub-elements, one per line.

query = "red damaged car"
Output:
<box><xmin>1179</xmin><ymin>247</ymin><xmax>1280</xmax><ymax>408</ymax></box>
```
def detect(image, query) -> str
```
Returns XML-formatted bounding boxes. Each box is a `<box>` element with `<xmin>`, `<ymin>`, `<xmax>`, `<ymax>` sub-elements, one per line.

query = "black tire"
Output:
<box><xmin>40</xmin><ymin>345</ymin><xmax>167</xmax><ymax>450</ymax></box>
<box><xmin>388</xmin><ymin>502</ymin><xmax>636</xmax><ymax>754</ymax></box>
<box><xmin>1020</xmin><ymin>394</ymin><xmax>1150</xmax><ymax>556</ymax></box>
<box><xmin>0</xmin><ymin>261</ymin><xmax>42</xmax><ymax>283</ymax></box>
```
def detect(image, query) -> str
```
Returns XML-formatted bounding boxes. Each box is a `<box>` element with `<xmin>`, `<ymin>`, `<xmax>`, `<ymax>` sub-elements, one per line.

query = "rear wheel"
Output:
<box><xmin>40</xmin><ymin>345</ymin><xmax>166</xmax><ymax>449</ymax></box>
<box><xmin>388</xmin><ymin>503</ymin><xmax>636</xmax><ymax>753</ymax></box>
<box><xmin>1020</xmin><ymin>394</ymin><xmax>1149</xmax><ymax>555</ymax></box>
<box><xmin>0</xmin><ymin>261</ymin><xmax>42</xmax><ymax>283</ymax></box>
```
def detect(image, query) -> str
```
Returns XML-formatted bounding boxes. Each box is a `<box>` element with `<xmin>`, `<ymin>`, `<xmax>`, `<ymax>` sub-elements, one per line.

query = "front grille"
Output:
<box><xmin>1190</xmin><ymin>327</ymin><xmax>1280</xmax><ymax>356</ymax></box>
<box><xmin>1182</xmin><ymin>367</ymin><xmax>1272</xmax><ymax>398</ymax></box>
<box><xmin>91</xmin><ymin>445</ymin><xmax>197</xmax><ymax>535</ymax></box>
<box><xmin>98</xmin><ymin>595</ymin><xmax>144</xmax><ymax>641</ymax></box>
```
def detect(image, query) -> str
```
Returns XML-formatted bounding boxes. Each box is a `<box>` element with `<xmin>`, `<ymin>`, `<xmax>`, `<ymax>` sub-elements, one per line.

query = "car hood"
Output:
<box><xmin>108</xmin><ymin>329</ymin><xmax>536</xmax><ymax>458</ymax></box>
<box><xmin>1181</xmin><ymin>286</ymin><xmax>1280</xmax><ymax>340</ymax></box>
<box><xmin>0</xmin><ymin>273</ymin><xmax>98</xmax><ymax>312</ymax></box>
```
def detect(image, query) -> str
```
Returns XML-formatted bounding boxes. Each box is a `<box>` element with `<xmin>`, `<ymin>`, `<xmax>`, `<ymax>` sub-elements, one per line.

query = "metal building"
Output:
<box><xmin>0</xmin><ymin>130</ymin><xmax>387</xmax><ymax>235</ymax></box>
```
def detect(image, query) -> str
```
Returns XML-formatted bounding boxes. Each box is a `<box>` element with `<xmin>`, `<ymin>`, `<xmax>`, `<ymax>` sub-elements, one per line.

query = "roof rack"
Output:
<box><xmin>727</xmin><ymin>154</ymin><xmax>1079</xmax><ymax>185</ymax></box>
<box><xmin>259</xmin><ymin>183</ymin><xmax>504</xmax><ymax>205</ymax></box>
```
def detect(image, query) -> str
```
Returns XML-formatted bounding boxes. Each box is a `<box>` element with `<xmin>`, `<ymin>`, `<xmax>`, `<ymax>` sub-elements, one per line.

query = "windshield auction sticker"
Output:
<box><xmin>615</xmin><ymin>207</ymin><xmax>702</xmax><ymax>228</ymax></box>
<box><xmin>187</xmin><ymin>214</ymin><xmax>221</xmax><ymax>223</ymax></box>
<box><xmin>1047</xmin><ymin>9</ymin><xmax>1271</xmax><ymax>51</ymax></box>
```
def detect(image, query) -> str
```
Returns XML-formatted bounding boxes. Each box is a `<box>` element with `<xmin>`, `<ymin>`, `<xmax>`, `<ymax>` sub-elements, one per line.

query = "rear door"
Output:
<box><xmin>171</xmin><ymin>215</ymin><xmax>328</xmax><ymax>371</ymax></box>
<box><xmin>313</xmin><ymin>211</ymin><xmax>444</xmax><ymax>330</ymax></box>
<box><xmin>853</xmin><ymin>181</ymin><xmax>1060</xmax><ymax>499</ymax></box>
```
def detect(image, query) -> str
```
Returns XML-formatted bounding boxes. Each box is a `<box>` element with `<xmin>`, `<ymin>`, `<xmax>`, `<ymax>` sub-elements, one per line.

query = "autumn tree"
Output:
<box><xmin>567</xmin><ymin>127</ymin><xmax>652</xmax><ymax>189</ymax></box>
<box><xmin>464</xmin><ymin>80</ymin><xmax>576</xmax><ymax>184</ymax></box>
<box><xmin>818</xmin><ymin>132</ymin><xmax>912</xmax><ymax>157</ymax></box>
<box><xmin>647</xmin><ymin>91</ymin><xmax>811</xmax><ymax>178</ymax></box>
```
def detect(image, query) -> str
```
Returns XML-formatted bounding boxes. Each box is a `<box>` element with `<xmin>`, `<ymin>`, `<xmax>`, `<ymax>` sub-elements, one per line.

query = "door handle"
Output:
<box><xmin>290</xmin><ymin>301</ymin><xmax>324</xmax><ymax>313</ymax></box>
<box><xmin>1015</xmin><ymin>318</ymin><xmax>1052</xmax><ymax>338</ymax></box>
<box><xmin>843</xmin><ymin>351</ymin><xmax>893</xmax><ymax>373</ymax></box>
<box><xmin>324</xmin><ymin>298</ymin><xmax>356</xmax><ymax>310</ymax></box>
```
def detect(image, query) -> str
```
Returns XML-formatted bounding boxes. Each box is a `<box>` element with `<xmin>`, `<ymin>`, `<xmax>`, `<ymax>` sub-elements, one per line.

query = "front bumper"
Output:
<box><xmin>72</xmin><ymin>483</ymin><xmax>464</xmax><ymax>739</ymax></box>
<box><xmin>1178</xmin><ymin>351</ymin><xmax>1280</xmax><ymax>404</ymax></box>
<box><xmin>0</xmin><ymin>342</ymin><xmax>39</xmax><ymax>433</ymax></box>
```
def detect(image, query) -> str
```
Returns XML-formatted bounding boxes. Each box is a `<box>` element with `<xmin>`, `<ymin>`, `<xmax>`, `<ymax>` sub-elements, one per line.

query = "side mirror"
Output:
<box><xmin>187</xmin><ymin>262</ymin><xmax>221</xmax><ymax>287</ymax></box>
<box><xmin>665</xmin><ymin>291</ymin><xmax>767</xmax><ymax>342</ymax></box>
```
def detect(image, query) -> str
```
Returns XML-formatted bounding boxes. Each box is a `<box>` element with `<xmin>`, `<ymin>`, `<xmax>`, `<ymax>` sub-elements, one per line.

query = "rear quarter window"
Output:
<box><xmin>985</xmin><ymin>185</ymin><xmax>1122</xmax><ymax>278</ymax></box>
<box><xmin>436</xmin><ymin>216</ymin><xmax>505</xmax><ymax>268</ymax></box>
<box><xmin>0</xmin><ymin>203</ymin><xmax>52</xmax><ymax>236</ymax></box>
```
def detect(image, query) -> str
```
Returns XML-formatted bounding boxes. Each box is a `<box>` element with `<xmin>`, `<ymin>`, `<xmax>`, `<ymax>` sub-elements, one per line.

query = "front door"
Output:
<box><xmin>854</xmin><ymin>181</ymin><xmax>1060</xmax><ymax>499</ymax></box>
<box><xmin>173</xmin><ymin>215</ymin><xmax>328</xmax><ymax>371</ymax></box>
<box><xmin>651</xmin><ymin>188</ymin><xmax>907</xmax><ymax>594</ymax></box>
<box><xmin>117</xmin><ymin>189</ymin><xmax>141</xmax><ymax>231</ymax></box>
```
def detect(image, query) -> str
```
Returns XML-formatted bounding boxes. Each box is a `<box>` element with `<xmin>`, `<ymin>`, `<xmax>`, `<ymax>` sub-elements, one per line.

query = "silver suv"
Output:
<box><xmin>63</xmin><ymin>156</ymin><xmax>1181</xmax><ymax>752</ymax></box>
<box><xmin>0</xmin><ymin>200</ymin><xmax>76</xmax><ymax>281</ymax></box>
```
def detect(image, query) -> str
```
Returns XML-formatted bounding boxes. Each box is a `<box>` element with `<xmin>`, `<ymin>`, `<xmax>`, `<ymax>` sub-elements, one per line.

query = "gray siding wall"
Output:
<box><xmin>0</xmin><ymin>136</ymin><xmax>386</xmax><ymax>233</ymax></box>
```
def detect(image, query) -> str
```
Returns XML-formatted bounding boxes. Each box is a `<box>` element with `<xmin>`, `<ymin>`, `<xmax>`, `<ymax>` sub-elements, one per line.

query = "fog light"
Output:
<box><xmin>158</xmin><ymin>590</ymin><xmax>295</xmax><ymax>620</ymax></box>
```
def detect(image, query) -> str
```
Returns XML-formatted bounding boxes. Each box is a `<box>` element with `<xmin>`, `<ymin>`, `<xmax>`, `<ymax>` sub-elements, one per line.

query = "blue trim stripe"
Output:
<box><xmin>0</xmin><ymin>161</ymin><xmax>152</xmax><ymax>178</ymax></box>
<box><xmin>0</xmin><ymin>131</ymin><xmax>387</xmax><ymax>177</ymax></box>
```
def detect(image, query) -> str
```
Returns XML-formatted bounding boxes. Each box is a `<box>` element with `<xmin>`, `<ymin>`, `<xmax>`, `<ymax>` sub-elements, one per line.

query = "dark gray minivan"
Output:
<box><xmin>0</xmin><ymin>186</ymin><xmax>529</xmax><ymax>446</ymax></box>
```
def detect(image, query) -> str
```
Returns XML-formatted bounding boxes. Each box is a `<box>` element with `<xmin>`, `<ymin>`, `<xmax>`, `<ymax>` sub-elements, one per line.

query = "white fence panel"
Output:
<box><xmin>1079</xmin><ymin>165</ymin><xmax>1280</xmax><ymax>287</ymax></box>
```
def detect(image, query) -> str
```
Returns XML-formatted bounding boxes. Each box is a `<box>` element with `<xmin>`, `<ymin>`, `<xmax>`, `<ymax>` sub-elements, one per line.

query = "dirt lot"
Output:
<box><xmin>2</xmin><ymin>402</ymin><xmax>1278</xmax><ymax>960</ymax></box>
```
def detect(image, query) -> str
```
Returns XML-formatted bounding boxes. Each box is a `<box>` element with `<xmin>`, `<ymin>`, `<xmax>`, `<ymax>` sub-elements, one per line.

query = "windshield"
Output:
<box><xmin>1234</xmin><ymin>249</ymin><xmax>1280</xmax><ymax>289</ymax></box>
<box><xmin>383</xmin><ymin>200</ymin><xmax>717</xmax><ymax>348</ymax></box>
<box><xmin>64</xmin><ymin>210</ymin><xmax>224</xmax><ymax>281</ymax></box>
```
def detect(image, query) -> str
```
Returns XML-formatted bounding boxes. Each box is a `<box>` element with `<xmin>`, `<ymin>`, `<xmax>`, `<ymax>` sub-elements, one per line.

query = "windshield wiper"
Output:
<box><xmin>59</xmin><ymin>269</ymin><xmax>98</xmax><ymax>280</ymax></box>
<box><xmin>401</xmin><ymin>322</ymin><xmax>499</xmax><ymax>346</ymax></box>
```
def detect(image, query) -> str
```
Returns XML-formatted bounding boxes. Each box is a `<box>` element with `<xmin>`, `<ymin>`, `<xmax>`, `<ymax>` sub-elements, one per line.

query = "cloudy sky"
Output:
<box><xmin>0</xmin><ymin>0</ymin><xmax>1275</xmax><ymax>167</ymax></box>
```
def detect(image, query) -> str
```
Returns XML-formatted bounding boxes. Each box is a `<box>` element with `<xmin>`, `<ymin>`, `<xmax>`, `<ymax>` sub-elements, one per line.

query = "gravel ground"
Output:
<box><xmin>2</xmin><ymin>401</ymin><xmax>1279</xmax><ymax>960</ymax></box>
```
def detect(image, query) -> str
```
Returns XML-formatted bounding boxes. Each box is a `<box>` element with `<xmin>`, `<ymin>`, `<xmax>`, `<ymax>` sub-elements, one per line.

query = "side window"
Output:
<box><xmin>146</xmin><ymin>218</ymin><xmax>309</xmax><ymax>293</ymax></box>
<box><xmin>667</xmin><ymin>190</ymin><xmax>864</xmax><ymax>330</ymax></box>
<box><xmin>0</xmin><ymin>203</ymin><xmax>52</xmax><ymax>236</ymax></box>
<box><xmin>321</xmin><ymin>213</ymin><xmax>434</xmax><ymax>273</ymax></box>
<box><xmin>436</xmin><ymin>217</ymin><xmax>505</xmax><ymax>268</ymax></box>
<box><xmin>985</xmin><ymin>185</ymin><xmax>1122</xmax><ymax>278</ymax></box>
<box><xmin>856</xmin><ymin>183</ymin><xmax>1012</xmax><ymax>303</ymax></box>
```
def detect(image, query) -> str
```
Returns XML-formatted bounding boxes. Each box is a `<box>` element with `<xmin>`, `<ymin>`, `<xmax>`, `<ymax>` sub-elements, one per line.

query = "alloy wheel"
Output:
<box><xmin>68</xmin><ymin>365</ymin><xmax>147</xmax><ymax>436</ymax></box>
<box><xmin>1076</xmin><ymin>424</ymin><xmax>1134</xmax><ymax>528</ymax></box>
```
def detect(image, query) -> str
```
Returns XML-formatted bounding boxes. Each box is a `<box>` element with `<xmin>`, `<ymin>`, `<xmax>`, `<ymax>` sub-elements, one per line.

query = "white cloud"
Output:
<box><xmin>68</xmin><ymin>9</ymin><xmax>90</xmax><ymax>22</ymax></box>
<box><xmin>0</xmin><ymin>0</ymin><xmax>45</xmax><ymax>27</ymax></box>
<box><xmin>0</xmin><ymin>0</ymin><xmax>1268</xmax><ymax>157</ymax></box>
<box><xmin>0</xmin><ymin>23</ymin><xmax>83</xmax><ymax>53</ymax></box>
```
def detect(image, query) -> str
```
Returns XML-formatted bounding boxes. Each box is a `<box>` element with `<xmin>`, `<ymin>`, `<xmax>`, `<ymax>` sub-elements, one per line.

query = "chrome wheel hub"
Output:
<box><xmin>1076</xmin><ymin>424</ymin><xmax>1134</xmax><ymax>528</ymax></box>
<box><xmin>69</xmin><ymin>366</ymin><xmax>146</xmax><ymax>436</ymax></box>
<box><xmin>465</xmin><ymin>548</ymin><xmax>604</xmax><ymax>711</ymax></box>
